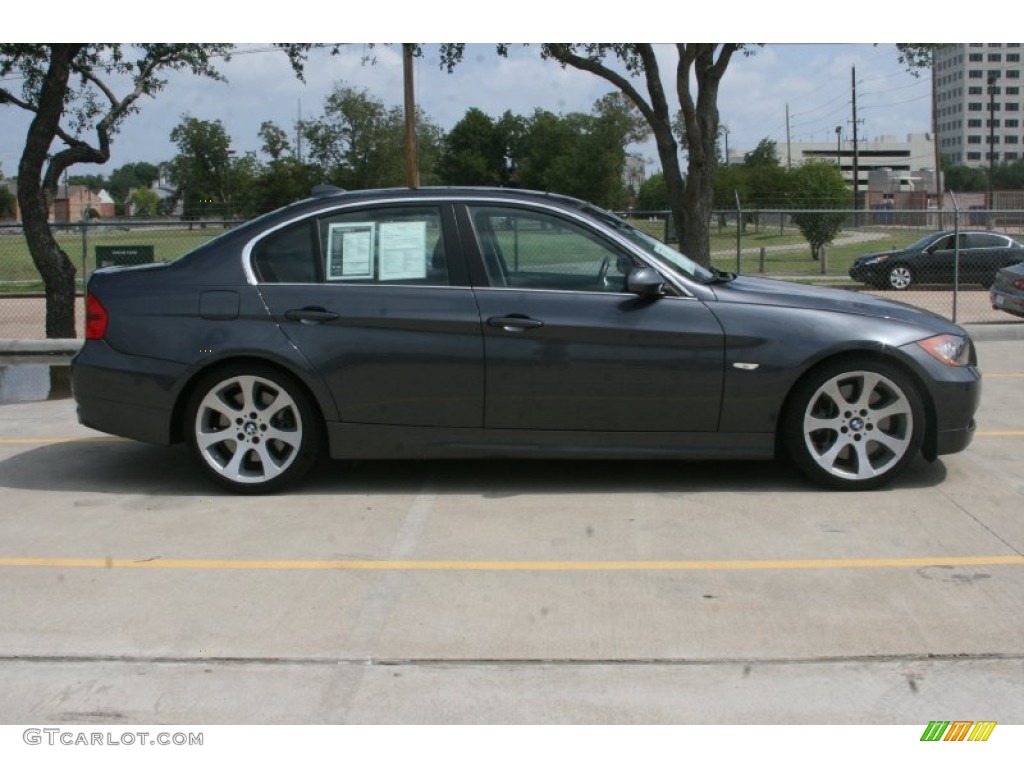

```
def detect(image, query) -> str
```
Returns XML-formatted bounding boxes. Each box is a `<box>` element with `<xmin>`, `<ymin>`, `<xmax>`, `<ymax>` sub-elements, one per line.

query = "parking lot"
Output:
<box><xmin>0</xmin><ymin>336</ymin><xmax>1021</xmax><ymax>725</ymax></box>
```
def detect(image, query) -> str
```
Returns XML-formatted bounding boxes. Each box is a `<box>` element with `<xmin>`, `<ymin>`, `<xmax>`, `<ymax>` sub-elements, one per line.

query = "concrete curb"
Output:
<box><xmin>0</xmin><ymin>339</ymin><xmax>83</xmax><ymax>356</ymax></box>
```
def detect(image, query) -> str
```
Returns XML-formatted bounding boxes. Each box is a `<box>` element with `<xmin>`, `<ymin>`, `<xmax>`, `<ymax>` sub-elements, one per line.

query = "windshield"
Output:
<box><xmin>584</xmin><ymin>206</ymin><xmax>717</xmax><ymax>283</ymax></box>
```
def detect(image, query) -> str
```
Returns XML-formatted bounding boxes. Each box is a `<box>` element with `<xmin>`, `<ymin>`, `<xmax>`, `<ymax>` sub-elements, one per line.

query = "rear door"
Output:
<box><xmin>254</xmin><ymin>203</ymin><xmax>484</xmax><ymax>428</ymax></box>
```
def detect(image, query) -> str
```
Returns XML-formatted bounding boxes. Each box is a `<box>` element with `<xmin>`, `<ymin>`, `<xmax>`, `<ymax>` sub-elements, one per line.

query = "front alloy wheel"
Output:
<box><xmin>887</xmin><ymin>265</ymin><xmax>913</xmax><ymax>290</ymax></box>
<box><xmin>186</xmin><ymin>366</ymin><xmax>320</xmax><ymax>493</ymax></box>
<box><xmin>785</xmin><ymin>359</ymin><xmax>924</xmax><ymax>490</ymax></box>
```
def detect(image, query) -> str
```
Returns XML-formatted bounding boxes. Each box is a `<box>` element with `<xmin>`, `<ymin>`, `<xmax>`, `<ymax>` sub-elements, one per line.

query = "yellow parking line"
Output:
<box><xmin>0</xmin><ymin>555</ymin><xmax>1020</xmax><ymax>572</ymax></box>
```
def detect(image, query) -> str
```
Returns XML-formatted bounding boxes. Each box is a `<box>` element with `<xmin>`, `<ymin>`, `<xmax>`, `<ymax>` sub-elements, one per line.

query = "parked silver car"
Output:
<box><xmin>990</xmin><ymin>262</ymin><xmax>1024</xmax><ymax>318</ymax></box>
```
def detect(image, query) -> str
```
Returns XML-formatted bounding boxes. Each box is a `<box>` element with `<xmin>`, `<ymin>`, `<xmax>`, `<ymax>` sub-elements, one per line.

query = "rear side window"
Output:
<box><xmin>252</xmin><ymin>222</ymin><xmax>317</xmax><ymax>283</ymax></box>
<box><xmin>964</xmin><ymin>233</ymin><xmax>1007</xmax><ymax>248</ymax></box>
<box><xmin>317</xmin><ymin>206</ymin><xmax>449</xmax><ymax>286</ymax></box>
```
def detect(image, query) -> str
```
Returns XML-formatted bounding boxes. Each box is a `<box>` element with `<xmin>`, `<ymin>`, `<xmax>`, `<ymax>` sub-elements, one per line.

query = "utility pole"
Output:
<box><xmin>851</xmin><ymin>67</ymin><xmax>860</xmax><ymax>221</ymax></box>
<box><xmin>296</xmin><ymin>99</ymin><xmax>303</xmax><ymax>164</ymax></box>
<box><xmin>403</xmin><ymin>43</ymin><xmax>419</xmax><ymax>189</ymax></box>
<box><xmin>785</xmin><ymin>104</ymin><xmax>792</xmax><ymax>168</ymax></box>
<box><xmin>931</xmin><ymin>49</ymin><xmax>943</xmax><ymax>211</ymax></box>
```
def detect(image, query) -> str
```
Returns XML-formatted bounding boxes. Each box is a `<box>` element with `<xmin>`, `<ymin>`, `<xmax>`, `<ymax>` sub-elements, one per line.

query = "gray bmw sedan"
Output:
<box><xmin>72</xmin><ymin>187</ymin><xmax>981</xmax><ymax>493</ymax></box>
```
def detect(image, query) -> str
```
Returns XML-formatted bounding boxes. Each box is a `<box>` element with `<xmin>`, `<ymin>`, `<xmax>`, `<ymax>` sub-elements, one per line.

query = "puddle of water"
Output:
<box><xmin>0</xmin><ymin>363</ymin><xmax>72</xmax><ymax>404</ymax></box>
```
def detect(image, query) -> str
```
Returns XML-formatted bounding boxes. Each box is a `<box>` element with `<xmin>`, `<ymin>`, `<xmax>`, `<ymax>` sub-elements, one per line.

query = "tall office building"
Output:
<box><xmin>935</xmin><ymin>43</ymin><xmax>1024</xmax><ymax>167</ymax></box>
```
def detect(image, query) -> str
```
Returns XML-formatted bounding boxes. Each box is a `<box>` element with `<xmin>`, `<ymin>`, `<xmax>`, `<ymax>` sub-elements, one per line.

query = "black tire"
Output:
<box><xmin>783</xmin><ymin>358</ymin><xmax>925</xmax><ymax>490</ymax></box>
<box><xmin>185</xmin><ymin>363</ymin><xmax>322</xmax><ymax>493</ymax></box>
<box><xmin>887</xmin><ymin>264</ymin><xmax>913</xmax><ymax>290</ymax></box>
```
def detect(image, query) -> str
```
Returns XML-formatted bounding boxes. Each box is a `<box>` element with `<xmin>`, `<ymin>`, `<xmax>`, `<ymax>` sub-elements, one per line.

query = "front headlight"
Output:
<box><xmin>916</xmin><ymin>334</ymin><xmax>972</xmax><ymax>367</ymax></box>
<box><xmin>865</xmin><ymin>255</ymin><xmax>892</xmax><ymax>265</ymax></box>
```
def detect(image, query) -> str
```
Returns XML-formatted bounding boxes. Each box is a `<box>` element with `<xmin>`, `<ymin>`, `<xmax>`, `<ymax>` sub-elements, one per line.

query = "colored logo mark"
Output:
<box><xmin>920</xmin><ymin>721</ymin><xmax>997</xmax><ymax>741</ymax></box>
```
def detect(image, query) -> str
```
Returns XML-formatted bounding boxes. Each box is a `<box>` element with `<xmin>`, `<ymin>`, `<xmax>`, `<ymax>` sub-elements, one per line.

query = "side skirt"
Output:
<box><xmin>326</xmin><ymin>423</ymin><xmax>776</xmax><ymax>461</ymax></box>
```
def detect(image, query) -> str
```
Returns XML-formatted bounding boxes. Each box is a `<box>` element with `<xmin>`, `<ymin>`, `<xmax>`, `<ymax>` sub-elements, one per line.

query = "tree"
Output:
<box><xmin>436</xmin><ymin>107</ymin><xmax>507</xmax><ymax>186</ymax></box>
<box><xmin>636</xmin><ymin>172</ymin><xmax>669</xmax><ymax>210</ymax></box>
<box><xmin>129</xmin><ymin>187</ymin><xmax>160</xmax><ymax>217</ymax></box>
<box><xmin>453</xmin><ymin>44</ymin><xmax>745</xmax><ymax>267</ymax></box>
<box><xmin>786</xmin><ymin>161</ymin><xmax>848</xmax><ymax>261</ymax></box>
<box><xmin>67</xmin><ymin>173</ymin><xmax>106</xmax><ymax>192</ymax></box>
<box><xmin>108</xmin><ymin>161</ymin><xmax>161</xmax><ymax>203</ymax></box>
<box><xmin>943</xmin><ymin>164</ymin><xmax>987</xmax><ymax>193</ymax></box>
<box><xmin>0</xmin><ymin>44</ymin><xmax>232</xmax><ymax>337</ymax></box>
<box><xmin>167</xmin><ymin>115</ymin><xmax>234</xmax><ymax>218</ymax></box>
<box><xmin>744</xmin><ymin>138</ymin><xmax>780</xmax><ymax>168</ymax></box>
<box><xmin>250</xmin><ymin>120</ymin><xmax>323</xmax><ymax>214</ymax></box>
<box><xmin>302</xmin><ymin>83</ymin><xmax>443</xmax><ymax>189</ymax></box>
<box><xmin>0</xmin><ymin>184</ymin><xmax>15</xmax><ymax>219</ymax></box>
<box><xmin>258</xmin><ymin>121</ymin><xmax>292</xmax><ymax>162</ymax></box>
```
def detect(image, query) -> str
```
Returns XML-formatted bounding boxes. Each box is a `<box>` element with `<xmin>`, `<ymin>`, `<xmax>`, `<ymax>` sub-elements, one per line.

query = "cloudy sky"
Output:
<box><xmin>0</xmin><ymin>8</ymin><xmax>970</xmax><ymax>181</ymax></box>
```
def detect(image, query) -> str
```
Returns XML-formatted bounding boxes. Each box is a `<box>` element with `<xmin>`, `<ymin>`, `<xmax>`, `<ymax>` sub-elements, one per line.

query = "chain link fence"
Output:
<box><xmin>0</xmin><ymin>220</ymin><xmax>238</xmax><ymax>339</ymax></box>
<box><xmin>2</xmin><ymin>209</ymin><xmax>1023</xmax><ymax>339</ymax></box>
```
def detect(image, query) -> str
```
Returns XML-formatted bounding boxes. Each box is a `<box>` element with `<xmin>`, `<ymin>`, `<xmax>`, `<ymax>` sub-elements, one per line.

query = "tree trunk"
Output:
<box><xmin>16</xmin><ymin>44</ymin><xmax>82</xmax><ymax>339</ymax></box>
<box><xmin>19</xmin><ymin>192</ymin><xmax>78</xmax><ymax>338</ymax></box>
<box><xmin>675</xmin><ymin>44</ymin><xmax>737</xmax><ymax>269</ymax></box>
<box><xmin>649</xmin><ymin>124</ymin><xmax>688</xmax><ymax>256</ymax></box>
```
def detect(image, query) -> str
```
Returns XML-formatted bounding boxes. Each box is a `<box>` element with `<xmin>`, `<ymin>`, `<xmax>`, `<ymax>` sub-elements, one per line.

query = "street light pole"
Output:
<box><xmin>988</xmin><ymin>71</ymin><xmax>999</xmax><ymax>218</ymax></box>
<box><xmin>835</xmin><ymin>126</ymin><xmax>842</xmax><ymax>172</ymax></box>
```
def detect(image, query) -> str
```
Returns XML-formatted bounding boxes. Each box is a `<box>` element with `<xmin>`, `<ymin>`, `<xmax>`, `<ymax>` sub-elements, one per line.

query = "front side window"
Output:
<box><xmin>318</xmin><ymin>206</ymin><xmax>449</xmax><ymax>286</ymax></box>
<box><xmin>467</xmin><ymin>205</ymin><xmax>638</xmax><ymax>292</ymax></box>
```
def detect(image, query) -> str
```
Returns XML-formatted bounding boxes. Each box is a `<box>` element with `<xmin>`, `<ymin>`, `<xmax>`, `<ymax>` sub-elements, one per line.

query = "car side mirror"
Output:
<box><xmin>626</xmin><ymin>267</ymin><xmax>666</xmax><ymax>297</ymax></box>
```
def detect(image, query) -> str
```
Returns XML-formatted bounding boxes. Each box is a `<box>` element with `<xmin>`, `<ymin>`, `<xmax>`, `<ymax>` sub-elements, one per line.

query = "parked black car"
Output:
<box><xmin>849</xmin><ymin>230</ymin><xmax>1024</xmax><ymax>290</ymax></box>
<box><xmin>72</xmin><ymin>187</ymin><xmax>981</xmax><ymax>493</ymax></box>
<box><xmin>990</xmin><ymin>262</ymin><xmax>1024</xmax><ymax>318</ymax></box>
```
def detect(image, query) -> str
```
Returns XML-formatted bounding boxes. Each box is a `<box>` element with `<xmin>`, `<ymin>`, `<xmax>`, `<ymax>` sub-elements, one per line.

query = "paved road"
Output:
<box><xmin>0</xmin><ymin>341</ymin><xmax>1021</xmax><ymax>725</ymax></box>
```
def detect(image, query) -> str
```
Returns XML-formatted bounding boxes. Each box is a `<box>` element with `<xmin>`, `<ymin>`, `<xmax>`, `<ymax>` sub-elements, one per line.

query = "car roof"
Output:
<box><xmin>301</xmin><ymin>185</ymin><xmax>595</xmax><ymax>211</ymax></box>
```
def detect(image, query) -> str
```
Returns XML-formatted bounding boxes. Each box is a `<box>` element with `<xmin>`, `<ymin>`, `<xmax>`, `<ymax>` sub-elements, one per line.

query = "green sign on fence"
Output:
<box><xmin>95</xmin><ymin>245</ymin><xmax>154</xmax><ymax>268</ymax></box>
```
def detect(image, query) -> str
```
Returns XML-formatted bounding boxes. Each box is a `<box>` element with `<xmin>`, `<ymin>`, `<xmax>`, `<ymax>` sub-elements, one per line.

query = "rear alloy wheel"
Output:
<box><xmin>887</xmin><ymin>265</ymin><xmax>913</xmax><ymax>290</ymax></box>
<box><xmin>784</xmin><ymin>359</ymin><xmax>924</xmax><ymax>490</ymax></box>
<box><xmin>186</xmin><ymin>365</ymin><xmax>321</xmax><ymax>493</ymax></box>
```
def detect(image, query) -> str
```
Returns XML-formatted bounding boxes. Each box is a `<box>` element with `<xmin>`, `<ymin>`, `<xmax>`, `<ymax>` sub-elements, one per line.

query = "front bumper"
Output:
<box><xmin>897</xmin><ymin>340</ymin><xmax>982</xmax><ymax>460</ymax></box>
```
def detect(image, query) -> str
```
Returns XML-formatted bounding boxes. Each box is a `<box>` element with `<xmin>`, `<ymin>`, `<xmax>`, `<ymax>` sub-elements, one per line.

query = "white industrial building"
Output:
<box><xmin>780</xmin><ymin>133</ymin><xmax>937</xmax><ymax>195</ymax></box>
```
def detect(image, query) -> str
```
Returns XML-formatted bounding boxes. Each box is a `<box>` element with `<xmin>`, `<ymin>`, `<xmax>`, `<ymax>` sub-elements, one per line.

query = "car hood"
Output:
<box><xmin>709</xmin><ymin>275</ymin><xmax>962</xmax><ymax>334</ymax></box>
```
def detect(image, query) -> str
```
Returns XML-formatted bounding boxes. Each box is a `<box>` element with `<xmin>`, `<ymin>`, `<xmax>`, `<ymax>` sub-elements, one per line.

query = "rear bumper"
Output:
<box><xmin>990</xmin><ymin>287</ymin><xmax>1024</xmax><ymax>318</ymax></box>
<box><xmin>71</xmin><ymin>341</ymin><xmax>187</xmax><ymax>445</ymax></box>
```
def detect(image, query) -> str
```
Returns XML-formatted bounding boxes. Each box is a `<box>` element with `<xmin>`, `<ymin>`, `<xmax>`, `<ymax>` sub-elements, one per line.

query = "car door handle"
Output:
<box><xmin>487</xmin><ymin>315</ymin><xmax>544</xmax><ymax>332</ymax></box>
<box><xmin>284</xmin><ymin>307</ymin><xmax>339</xmax><ymax>325</ymax></box>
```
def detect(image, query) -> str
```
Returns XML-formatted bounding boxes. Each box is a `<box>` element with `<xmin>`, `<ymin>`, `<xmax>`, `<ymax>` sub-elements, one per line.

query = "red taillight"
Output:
<box><xmin>85</xmin><ymin>293</ymin><xmax>108</xmax><ymax>340</ymax></box>
<box><xmin>1014</xmin><ymin>278</ymin><xmax>1024</xmax><ymax>291</ymax></box>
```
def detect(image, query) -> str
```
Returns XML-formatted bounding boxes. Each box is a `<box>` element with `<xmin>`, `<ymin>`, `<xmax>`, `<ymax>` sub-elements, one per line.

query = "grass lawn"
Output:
<box><xmin>0</xmin><ymin>224</ymin><xmax>231</xmax><ymax>292</ymax></box>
